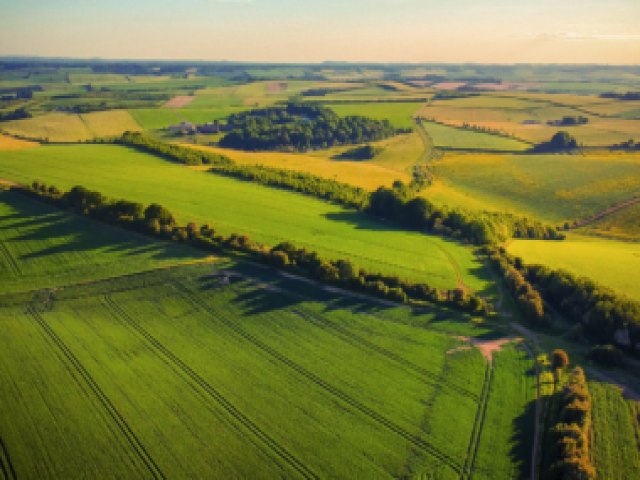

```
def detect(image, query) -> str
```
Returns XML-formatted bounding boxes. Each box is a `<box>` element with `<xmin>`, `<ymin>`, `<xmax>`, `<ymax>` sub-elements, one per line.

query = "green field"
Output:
<box><xmin>429</xmin><ymin>151</ymin><xmax>640</xmax><ymax>225</ymax></box>
<box><xmin>326</xmin><ymin>102</ymin><xmax>423</xmax><ymax>129</ymax></box>
<box><xmin>422</xmin><ymin>121</ymin><xmax>531</xmax><ymax>151</ymax></box>
<box><xmin>508</xmin><ymin>234</ymin><xmax>640</xmax><ymax>301</ymax></box>
<box><xmin>0</xmin><ymin>195</ymin><xmax>527</xmax><ymax>478</ymax></box>
<box><xmin>0</xmin><ymin>189</ymin><xmax>205</xmax><ymax>293</ymax></box>
<box><xmin>130</xmin><ymin>107</ymin><xmax>249</xmax><ymax>130</ymax></box>
<box><xmin>589</xmin><ymin>382</ymin><xmax>640</xmax><ymax>479</ymax></box>
<box><xmin>0</xmin><ymin>144</ymin><xmax>492</xmax><ymax>293</ymax></box>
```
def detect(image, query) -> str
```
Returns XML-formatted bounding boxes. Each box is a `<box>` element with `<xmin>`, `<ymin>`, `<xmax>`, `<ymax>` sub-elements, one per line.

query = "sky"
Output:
<box><xmin>0</xmin><ymin>0</ymin><xmax>639</xmax><ymax>64</ymax></box>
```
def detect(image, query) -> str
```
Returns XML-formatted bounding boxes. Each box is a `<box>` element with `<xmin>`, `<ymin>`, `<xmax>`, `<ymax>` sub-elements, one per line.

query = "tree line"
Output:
<box><xmin>0</xmin><ymin>107</ymin><xmax>31</xmax><ymax>122</ymax></box>
<box><xmin>218</xmin><ymin>102</ymin><xmax>397</xmax><ymax>152</ymax></box>
<box><xmin>20</xmin><ymin>181</ymin><xmax>491</xmax><ymax>316</ymax></box>
<box><xmin>118</xmin><ymin>133</ymin><xmax>564</xmax><ymax>244</ymax></box>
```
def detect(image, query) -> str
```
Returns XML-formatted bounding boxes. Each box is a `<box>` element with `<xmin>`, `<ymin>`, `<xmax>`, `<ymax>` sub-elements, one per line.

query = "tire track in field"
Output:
<box><xmin>27</xmin><ymin>307</ymin><xmax>165</xmax><ymax>480</ymax></box>
<box><xmin>460</xmin><ymin>363</ymin><xmax>493</xmax><ymax>480</ymax></box>
<box><xmin>0</xmin><ymin>241</ymin><xmax>19</xmax><ymax>276</ymax></box>
<box><xmin>103</xmin><ymin>296</ymin><xmax>318</xmax><ymax>480</ymax></box>
<box><xmin>173</xmin><ymin>283</ymin><xmax>463</xmax><ymax>474</ymax></box>
<box><xmin>290</xmin><ymin>307</ymin><xmax>479</xmax><ymax>402</ymax></box>
<box><xmin>0</xmin><ymin>437</ymin><xmax>17</xmax><ymax>480</ymax></box>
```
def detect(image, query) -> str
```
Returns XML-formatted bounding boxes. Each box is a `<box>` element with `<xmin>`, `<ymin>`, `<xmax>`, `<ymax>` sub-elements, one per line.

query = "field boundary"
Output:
<box><xmin>103</xmin><ymin>295</ymin><xmax>319</xmax><ymax>480</ymax></box>
<box><xmin>27</xmin><ymin>307</ymin><xmax>166</xmax><ymax>480</ymax></box>
<box><xmin>572</xmin><ymin>196</ymin><xmax>640</xmax><ymax>229</ymax></box>
<box><xmin>173</xmin><ymin>282</ymin><xmax>464</xmax><ymax>474</ymax></box>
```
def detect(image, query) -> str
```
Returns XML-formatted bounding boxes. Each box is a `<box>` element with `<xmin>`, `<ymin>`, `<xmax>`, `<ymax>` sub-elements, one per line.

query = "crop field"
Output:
<box><xmin>0</xmin><ymin>144</ymin><xmax>493</xmax><ymax>293</ymax></box>
<box><xmin>0</xmin><ymin>134</ymin><xmax>38</xmax><ymax>151</ymax></box>
<box><xmin>0</xmin><ymin>189</ymin><xmax>205</xmax><ymax>293</ymax></box>
<box><xmin>507</xmin><ymin>234</ymin><xmax>640</xmax><ymax>301</ymax></box>
<box><xmin>421</xmin><ymin>93</ymin><xmax>640</xmax><ymax>146</ymax></box>
<box><xmin>585</xmin><ymin>201</ymin><xmax>640</xmax><ymax>239</ymax></box>
<box><xmin>1</xmin><ymin>110</ymin><xmax>141</xmax><ymax>142</ymax></box>
<box><xmin>589</xmin><ymin>382</ymin><xmax>640</xmax><ymax>479</ymax></box>
<box><xmin>186</xmin><ymin>141</ymin><xmax>412</xmax><ymax>190</ymax></box>
<box><xmin>0</xmin><ymin>209</ymin><xmax>532</xmax><ymax>479</ymax></box>
<box><xmin>422</xmin><ymin>121</ymin><xmax>531</xmax><ymax>151</ymax></box>
<box><xmin>429</xmin><ymin>151</ymin><xmax>640</xmax><ymax>224</ymax></box>
<box><xmin>129</xmin><ymin>107</ymin><xmax>248</xmax><ymax>131</ymax></box>
<box><xmin>325</xmin><ymin>102</ymin><xmax>422</xmax><ymax>129</ymax></box>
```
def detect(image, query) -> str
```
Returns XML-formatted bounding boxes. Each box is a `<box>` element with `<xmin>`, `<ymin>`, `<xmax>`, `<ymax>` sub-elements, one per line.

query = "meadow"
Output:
<box><xmin>0</xmin><ymin>144</ymin><xmax>492</xmax><ymax>293</ymax></box>
<box><xmin>428</xmin><ymin>151</ymin><xmax>640</xmax><ymax>226</ymax></box>
<box><xmin>325</xmin><ymin>102</ymin><xmax>423</xmax><ymax>129</ymax></box>
<box><xmin>421</xmin><ymin>121</ymin><xmax>531</xmax><ymax>151</ymax></box>
<box><xmin>507</xmin><ymin>234</ymin><xmax>640</xmax><ymax>302</ymax></box>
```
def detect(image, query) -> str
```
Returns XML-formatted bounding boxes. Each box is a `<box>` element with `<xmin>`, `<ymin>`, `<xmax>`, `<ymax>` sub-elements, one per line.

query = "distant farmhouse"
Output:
<box><xmin>168</xmin><ymin>120</ymin><xmax>230</xmax><ymax>135</ymax></box>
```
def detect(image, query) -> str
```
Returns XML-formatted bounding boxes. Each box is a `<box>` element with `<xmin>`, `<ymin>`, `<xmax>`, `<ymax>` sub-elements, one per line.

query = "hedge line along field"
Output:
<box><xmin>1</xmin><ymin>110</ymin><xmax>141</xmax><ymax>142</ymax></box>
<box><xmin>428</xmin><ymin>151</ymin><xmax>640</xmax><ymax>225</ymax></box>
<box><xmin>589</xmin><ymin>382</ymin><xmax>640</xmax><ymax>480</ymax></box>
<box><xmin>0</xmin><ymin>259</ymin><xmax>508</xmax><ymax>479</ymax></box>
<box><xmin>0</xmin><ymin>189</ymin><xmax>206</xmax><ymax>293</ymax></box>
<box><xmin>507</xmin><ymin>234</ymin><xmax>640</xmax><ymax>302</ymax></box>
<box><xmin>0</xmin><ymin>144</ymin><xmax>493</xmax><ymax>292</ymax></box>
<box><xmin>584</xmin><ymin>201</ymin><xmax>640</xmax><ymax>240</ymax></box>
<box><xmin>421</xmin><ymin>121</ymin><xmax>531</xmax><ymax>151</ymax></box>
<box><xmin>186</xmin><ymin>139</ymin><xmax>413</xmax><ymax>190</ymax></box>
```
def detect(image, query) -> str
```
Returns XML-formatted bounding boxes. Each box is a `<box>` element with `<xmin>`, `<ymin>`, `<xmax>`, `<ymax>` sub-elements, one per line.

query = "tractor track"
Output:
<box><xmin>173</xmin><ymin>283</ymin><xmax>463</xmax><ymax>474</ymax></box>
<box><xmin>103</xmin><ymin>296</ymin><xmax>318</xmax><ymax>480</ymax></box>
<box><xmin>27</xmin><ymin>307</ymin><xmax>165</xmax><ymax>480</ymax></box>
<box><xmin>289</xmin><ymin>306</ymin><xmax>479</xmax><ymax>402</ymax></box>
<box><xmin>0</xmin><ymin>241</ymin><xmax>19</xmax><ymax>276</ymax></box>
<box><xmin>460</xmin><ymin>363</ymin><xmax>493</xmax><ymax>479</ymax></box>
<box><xmin>0</xmin><ymin>437</ymin><xmax>17</xmax><ymax>480</ymax></box>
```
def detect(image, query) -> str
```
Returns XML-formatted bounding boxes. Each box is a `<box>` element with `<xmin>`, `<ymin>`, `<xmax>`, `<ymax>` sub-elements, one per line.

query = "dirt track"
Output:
<box><xmin>572</xmin><ymin>196</ymin><xmax>640</xmax><ymax>228</ymax></box>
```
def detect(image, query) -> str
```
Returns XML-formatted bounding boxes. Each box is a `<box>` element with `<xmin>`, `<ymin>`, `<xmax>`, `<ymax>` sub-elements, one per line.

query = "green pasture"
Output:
<box><xmin>0</xmin><ymin>144</ymin><xmax>492</xmax><ymax>293</ymax></box>
<box><xmin>422</xmin><ymin>121</ymin><xmax>530</xmax><ymax>151</ymax></box>
<box><xmin>508</xmin><ymin>234</ymin><xmax>640</xmax><ymax>302</ymax></box>
<box><xmin>326</xmin><ymin>102</ymin><xmax>422</xmax><ymax>129</ymax></box>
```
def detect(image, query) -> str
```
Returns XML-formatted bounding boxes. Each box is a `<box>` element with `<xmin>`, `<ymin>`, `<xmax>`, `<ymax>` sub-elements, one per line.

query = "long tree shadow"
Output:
<box><xmin>509</xmin><ymin>390</ymin><xmax>537</xmax><ymax>479</ymax></box>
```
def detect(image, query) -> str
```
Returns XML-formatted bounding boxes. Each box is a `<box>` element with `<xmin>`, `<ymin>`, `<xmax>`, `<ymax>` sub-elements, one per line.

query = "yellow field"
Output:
<box><xmin>0</xmin><ymin>134</ymin><xmax>39</xmax><ymax>151</ymax></box>
<box><xmin>2</xmin><ymin>110</ymin><xmax>141</xmax><ymax>142</ymax></box>
<box><xmin>508</xmin><ymin>234</ymin><xmax>640</xmax><ymax>301</ymax></box>
<box><xmin>183</xmin><ymin>138</ymin><xmax>414</xmax><ymax>191</ymax></box>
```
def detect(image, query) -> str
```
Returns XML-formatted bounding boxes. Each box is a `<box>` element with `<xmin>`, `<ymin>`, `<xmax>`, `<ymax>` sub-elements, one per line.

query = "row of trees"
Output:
<box><xmin>118</xmin><ymin>134</ymin><xmax>564</xmax><ymax>245</ymax></box>
<box><xmin>219</xmin><ymin>103</ymin><xmax>397</xmax><ymax>152</ymax></box>
<box><xmin>19</xmin><ymin>181</ymin><xmax>490</xmax><ymax>315</ymax></box>
<box><xmin>0</xmin><ymin>107</ymin><xmax>31</xmax><ymax>122</ymax></box>
<box><xmin>546</xmin><ymin>367</ymin><xmax>595</xmax><ymax>480</ymax></box>
<box><xmin>485</xmin><ymin>246</ymin><xmax>547</xmax><ymax>326</ymax></box>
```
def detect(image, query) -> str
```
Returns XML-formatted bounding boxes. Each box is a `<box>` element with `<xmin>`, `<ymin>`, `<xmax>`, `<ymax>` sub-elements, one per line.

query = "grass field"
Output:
<box><xmin>1</xmin><ymin>110</ymin><xmax>141</xmax><ymax>142</ymax></box>
<box><xmin>325</xmin><ymin>102</ymin><xmax>423</xmax><ymax>129</ymax></box>
<box><xmin>422</xmin><ymin>121</ymin><xmax>531</xmax><ymax>151</ymax></box>
<box><xmin>0</xmin><ymin>144</ymin><xmax>492</xmax><ymax>293</ymax></box>
<box><xmin>0</xmin><ymin>189</ymin><xmax>205</xmax><ymax>293</ymax></box>
<box><xmin>507</xmin><ymin>234</ymin><xmax>640</xmax><ymax>301</ymax></box>
<box><xmin>589</xmin><ymin>382</ymin><xmax>640</xmax><ymax>479</ymax></box>
<box><xmin>585</xmin><ymin>201</ymin><xmax>640</xmax><ymax>239</ymax></box>
<box><xmin>429</xmin><ymin>151</ymin><xmax>640</xmax><ymax>225</ymax></box>
<box><xmin>0</xmin><ymin>220</ymin><xmax>522</xmax><ymax>479</ymax></box>
<box><xmin>129</xmin><ymin>107</ymin><xmax>249</xmax><ymax>130</ymax></box>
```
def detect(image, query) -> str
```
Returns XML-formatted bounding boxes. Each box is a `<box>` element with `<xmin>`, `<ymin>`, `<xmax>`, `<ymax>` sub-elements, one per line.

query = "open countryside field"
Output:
<box><xmin>0</xmin><ymin>199</ymin><xmax>533</xmax><ymax>478</ymax></box>
<box><xmin>0</xmin><ymin>189</ymin><xmax>206</xmax><ymax>293</ymax></box>
<box><xmin>325</xmin><ymin>102</ymin><xmax>423</xmax><ymax>129</ymax></box>
<box><xmin>428</xmin><ymin>151</ymin><xmax>640</xmax><ymax>225</ymax></box>
<box><xmin>0</xmin><ymin>144</ymin><xmax>492</xmax><ymax>293</ymax></box>
<box><xmin>507</xmin><ymin>234</ymin><xmax>640</xmax><ymax>301</ymax></box>
<box><xmin>422</xmin><ymin>121</ymin><xmax>531</xmax><ymax>151</ymax></box>
<box><xmin>1</xmin><ymin>110</ymin><xmax>141</xmax><ymax>142</ymax></box>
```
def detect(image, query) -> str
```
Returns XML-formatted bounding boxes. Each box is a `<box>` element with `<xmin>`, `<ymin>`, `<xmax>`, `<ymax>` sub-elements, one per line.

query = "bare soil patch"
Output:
<box><xmin>163</xmin><ymin>96</ymin><xmax>195</xmax><ymax>108</ymax></box>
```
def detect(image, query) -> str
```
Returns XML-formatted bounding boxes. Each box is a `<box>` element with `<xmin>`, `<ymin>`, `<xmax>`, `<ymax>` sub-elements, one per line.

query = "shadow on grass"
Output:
<box><xmin>509</xmin><ymin>388</ymin><xmax>537</xmax><ymax>479</ymax></box>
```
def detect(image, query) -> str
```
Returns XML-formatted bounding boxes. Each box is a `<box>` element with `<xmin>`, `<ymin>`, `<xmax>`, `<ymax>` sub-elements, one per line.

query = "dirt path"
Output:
<box><xmin>571</xmin><ymin>196</ymin><xmax>640</xmax><ymax>229</ymax></box>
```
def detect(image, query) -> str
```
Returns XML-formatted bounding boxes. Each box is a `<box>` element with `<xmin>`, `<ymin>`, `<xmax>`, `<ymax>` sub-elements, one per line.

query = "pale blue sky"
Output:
<box><xmin>1</xmin><ymin>0</ymin><xmax>638</xmax><ymax>63</ymax></box>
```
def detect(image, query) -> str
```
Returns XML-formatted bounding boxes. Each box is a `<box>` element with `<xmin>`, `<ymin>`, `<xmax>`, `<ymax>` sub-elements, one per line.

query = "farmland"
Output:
<box><xmin>0</xmin><ymin>144</ymin><xmax>492</xmax><ymax>292</ymax></box>
<box><xmin>0</xmin><ymin>192</ymin><xmax>532</xmax><ymax>478</ymax></box>
<box><xmin>326</xmin><ymin>102</ymin><xmax>423</xmax><ymax>129</ymax></box>
<box><xmin>421</xmin><ymin>121</ymin><xmax>531</xmax><ymax>151</ymax></box>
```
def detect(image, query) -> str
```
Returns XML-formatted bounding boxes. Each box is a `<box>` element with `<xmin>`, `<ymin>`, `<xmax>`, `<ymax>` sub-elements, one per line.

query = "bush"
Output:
<box><xmin>589</xmin><ymin>344</ymin><xmax>625</xmax><ymax>367</ymax></box>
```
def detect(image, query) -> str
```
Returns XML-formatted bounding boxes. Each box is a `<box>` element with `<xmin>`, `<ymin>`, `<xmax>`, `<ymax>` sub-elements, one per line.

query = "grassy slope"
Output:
<box><xmin>0</xmin><ymin>189</ymin><xmax>206</xmax><ymax>293</ymax></box>
<box><xmin>429</xmin><ymin>151</ymin><xmax>640</xmax><ymax>224</ymax></box>
<box><xmin>0</xmin><ymin>144</ymin><xmax>492</xmax><ymax>292</ymax></box>
<box><xmin>584</xmin><ymin>202</ymin><xmax>640</xmax><ymax>240</ymax></box>
<box><xmin>508</xmin><ymin>234</ymin><xmax>640</xmax><ymax>302</ymax></box>
<box><xmin>590</xmin><ymin>382</ymin><xmax>640</xmax><ymax>479</ymax></box>
<box><xmin>326</xmin><ymin>102</ymin><xmax>423</xmax><ymax>129</ymax></box>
